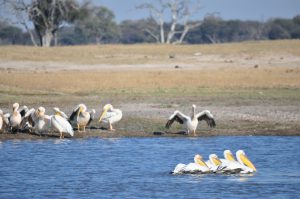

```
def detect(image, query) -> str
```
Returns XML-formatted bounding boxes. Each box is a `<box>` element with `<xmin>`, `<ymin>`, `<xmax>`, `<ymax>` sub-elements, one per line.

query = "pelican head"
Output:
<box><xmin>194</xmin><ymin>154</ymin><xmax>208</xmax><ymax>168</ymax></box>
<box><xmin>99</xmin><ymin>104</ymin><xmax>113</xmax><ymax>122</ymax></box>
<box><xmin>37</xmin><ymin>107</ymin><xmax>46</xmax><ymax>117</ymax></box>
<box><xmin>192</xmin><ymin>104</ymin><xmax>196</xmax><ymax>110</ymax></box>
<box><xmin>53</xmin><ymin>107</ymin><xmax>61</xmax><ymax>116</ymax></box>
<box><xmin>13</xmin><ymin>103</ymin><xmax>19</xmax><ymax>111</ymax></box>
<box><xmin>77</xmin><ymin>104</ymin><xmax>87</xmax><ymax>116</ymax></box>
<box><xmin>209</xmin><ymin>154</ymin><xmax>222</xmax><ymax>166</ymax></box>
<box><xmin>224</xmin><ymin>150</ymin><xmax>236</xmax><ymax>161</ymax></box>
<box><xmin>236</xmin><ymin>150</ymin><xmax>257</xmax><ymax>172</ymax></box>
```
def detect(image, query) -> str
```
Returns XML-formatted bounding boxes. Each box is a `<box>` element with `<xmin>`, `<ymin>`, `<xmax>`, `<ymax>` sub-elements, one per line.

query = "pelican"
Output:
<box><xmin>220</xmin><ymin>150</ymin><xmax>257</xmax><ymax>174</ymax></box>
<box><xmin>34</xmin><ymin>107</ymin><xmax>51</xmax><ymax>134</ymax></box>
<box><xmin>165</xmin><ymin>104</ymin><xmax>216</xmax><ymax>136</ymax></box>
<box><xmin>69</xmin><ymin>104</ymin><xmax>94</xmax><ymax>132</ymax></box>
<box><xmin>0</xmin><ymin>110</ymin><xmax>4</xmax><ymax>132</ymax></box>
<box><xmin>52</xmin><ymin>107</ymin><xmax>74</xmax><ymax>139</ymax></box>
<box><xmin>9</xmin><ymin>103</ymin><xmax>22</xmax><ymax>131</ymax></box>
<box><xmin>172</xmin><ymin>154</ymin><xmax>210</xmax><ymax>174</ymax></box>
<box><xmin>99</xmin><ymin>104</ymin><xmax>122</xmax><ymax>131</ymax></box>
<box><xmin>0</xmin><ymin>111</ymin><xmax>10</xmax><ymax>132</ymax></box>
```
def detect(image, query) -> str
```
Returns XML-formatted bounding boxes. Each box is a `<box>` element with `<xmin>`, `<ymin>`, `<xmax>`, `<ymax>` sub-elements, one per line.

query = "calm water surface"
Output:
<box><xmin>0</xmin><ymin>136</ymin><xmax>299</xmax><ymax>199</ymax></box>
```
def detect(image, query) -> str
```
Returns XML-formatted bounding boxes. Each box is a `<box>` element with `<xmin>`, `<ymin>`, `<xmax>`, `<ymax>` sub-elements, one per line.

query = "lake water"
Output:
<box><xmin>0</xmin><ymin>136</ymin><xmax>299</xmax><ymax>199</ymax></box>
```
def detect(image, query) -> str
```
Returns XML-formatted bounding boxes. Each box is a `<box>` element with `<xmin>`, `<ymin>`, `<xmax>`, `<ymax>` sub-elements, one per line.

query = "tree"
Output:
<box><xmin>75</xmin><ymin>6</ymin><xmax>119</xmax><ymax>44</ymax></box>
<box><xmin>0</xmin><ymin>20</ymin><xmax>24</xmax><ymax>44</ymax></box>
<box><xmin>138</xmin><ymin>0</ymin><xmax>202</xmax><ymax>44</ymax></box>
<box><xmin>29</xmin><ymin>0</ymin><xmax>81</xmax><ymax>47</ymax></box>
<box><xmin>120</xmin><ymin>19</ymin><xmax>158</xmax><ymax>44</ymax></box>
<box><xmin>1</xmin><ymin>0</ymin><xmax>82</xmax><ymax>47</ymax></box>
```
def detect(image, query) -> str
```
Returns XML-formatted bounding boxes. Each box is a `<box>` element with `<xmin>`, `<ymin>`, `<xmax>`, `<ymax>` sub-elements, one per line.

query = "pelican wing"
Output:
<box><xmin>3</xmin><ymin>113</ymin><xmax>10</xmax><ymax>125</ymax></box>
<box><xmin>165</xmin><ymin>111</ymin><xmax>189</xmax><ymax>129</ymax></box>
<box><xmin>86</xmin><ymin>110</ymin><xmax>95</xmax><ymax>126</ymax></box>
<box><xmin>52</xmin><ymin>115</ymin><xmax>74</xmax><ymax>136</ymax></box>
<box><xmin>196</xmin><ymin>110</ymin><xmax>216</xmax><ymax>128</ymax></box>
<box><xmin>21</xmin><ymin>108</ymin><xmax>36</xmax><ymax>128</ymax></box>
<box><xmin>18</xmin><ymin>106</ymin><xmax>28</xmax><ymax>117</ymax></box>
<box><xmin>69</xmin><ymin>107</ymin><xmax>80</xmax><ymax>123</ymax></box>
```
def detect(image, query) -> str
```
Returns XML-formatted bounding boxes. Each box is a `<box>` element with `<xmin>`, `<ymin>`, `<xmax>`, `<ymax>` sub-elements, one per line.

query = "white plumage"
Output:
<box><xmin>99</xmin><ymin>104</ymin><xmax>122</xmax><ymax>131</ymax></box>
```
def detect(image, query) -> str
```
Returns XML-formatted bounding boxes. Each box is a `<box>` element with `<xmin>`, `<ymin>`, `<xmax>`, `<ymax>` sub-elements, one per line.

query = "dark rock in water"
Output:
<box><xmin>153</xmin><ymin>131</ymin><xmax>165</xmax><ymax>135</ymax></box>
<box><xmin>174</xmin><ymin>65</ymin><xmax>180</xmax><ymax>69</ymax></box>
<box><xmin>254</xmin><ymin>64</ymin><xmax>259</xmax><ymax>68</ymax></box>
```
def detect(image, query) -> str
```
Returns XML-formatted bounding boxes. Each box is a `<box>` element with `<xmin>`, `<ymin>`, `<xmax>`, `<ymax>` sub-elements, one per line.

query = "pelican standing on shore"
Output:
<box><xmin>69</xmin><ymin>104</ymin><xmax>95</xmax><ymax>132</ymax></box>
<box><xmin>98</xmin><ymin>104</ymin><xmax>122</xmax><ymax>131</ymax></box>
<box><xmin>52</xmin><ymin>107</ymin><xmax>74</xmax><ymax>138</ymax></box>
<box><xmin>165</xmin><ymin>104</ymin><xmax>216</xmax><ymax>136</ymax></box>
<box><xmin>9</xmin><ymin>103</ymin><xmax>22</xmax><ymax>131</ymax></box>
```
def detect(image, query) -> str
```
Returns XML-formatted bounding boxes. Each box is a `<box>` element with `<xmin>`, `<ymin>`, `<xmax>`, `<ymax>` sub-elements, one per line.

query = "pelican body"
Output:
<box><xmin>166</xmin><ymin>104</ymin><xmax>216</xmax><ymax>136</ymax></box>
<box><xmin>99</xmin><ymin>104</ymin><xmax>122</xmax><ymax>131</ymax></box>
<box><xmin>9</xmin><ymin>103</ymin><xmax>22</xmax><ymax>132</ymax></box>
<box><xmin>69</xmin><ymin>104</ymin><xmax>95</xmax><ymax>132</ymax></box>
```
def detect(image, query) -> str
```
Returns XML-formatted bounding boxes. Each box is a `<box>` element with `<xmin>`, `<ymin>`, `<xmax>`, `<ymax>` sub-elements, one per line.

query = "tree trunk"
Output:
<box><xmin>160</xmin><ymin>23</ymin><xmax>165</xmax><ymax>43</ymax></box>
<box><xmin>42</xmin><ymin>30</ymin><xmax>53</xmax><ymax>47</ymax></box>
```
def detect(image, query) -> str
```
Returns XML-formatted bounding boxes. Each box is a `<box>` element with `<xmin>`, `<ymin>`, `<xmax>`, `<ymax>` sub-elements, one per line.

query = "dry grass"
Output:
<box><xmin>0</xmin><ymin>67</ymin><xmax>299</xmax><ymax>94</ymax></box>
<box><xmin>0</xmin><ymin>40</ymin><xmax>300</xmax><ymax>65</ymax></box>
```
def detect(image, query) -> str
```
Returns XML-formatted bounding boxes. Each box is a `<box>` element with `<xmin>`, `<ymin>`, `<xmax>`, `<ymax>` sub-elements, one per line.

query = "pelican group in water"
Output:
<box><xmin>166</xmin><ymin>104</ymin><xmax>216</xmax><ymax>136</ymax></box>
<box><xmin>172</xmin><ymin>150</ymin><xmax>256</xmax><ymax>175</ymax></box>
<box><xmin>69</xmin><ymin>104</ymin><xmax>95</xmax><ymax>132</ymax></box>
<box><xmin>99</xmin><ymin>104</ymin><xmax>122</xmax><ymax>131</ymax></box>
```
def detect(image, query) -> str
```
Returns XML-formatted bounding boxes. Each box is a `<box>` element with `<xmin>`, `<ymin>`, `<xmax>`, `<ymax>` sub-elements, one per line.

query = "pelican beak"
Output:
<box><xmin>99</xmin><ymin>109</ymin><xmax>108</xmax><ymax>122</ymax></box>
<box><xmin>77</xmin><ymin>107</ymin><xmax>82</xmax><ymax>117</ymax></box>
<box><xmin>240</xmin><ymin>154</ymin><xmax>257</xmax><ymax>172</ymax></box>
<box><xmin>226</xmin><ymin>153</ymin><xmax>235</xmax><ymax>161</ymax></box>
<box><xmin>212</xmin><ymin>157</ymin><xmax>222</xmax><ymax>166</ymax></box>
<box><xmin>196</xmin><ymin>158</ymin><xmax>209</xmax><ymax>168</ymax></box>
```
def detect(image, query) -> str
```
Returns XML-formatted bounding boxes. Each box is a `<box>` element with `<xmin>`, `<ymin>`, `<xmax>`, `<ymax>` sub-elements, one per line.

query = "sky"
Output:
<box><xmin>93</xmin><ymin>0</ymin><xmax>300</xmax><ymax>22</ymax></box>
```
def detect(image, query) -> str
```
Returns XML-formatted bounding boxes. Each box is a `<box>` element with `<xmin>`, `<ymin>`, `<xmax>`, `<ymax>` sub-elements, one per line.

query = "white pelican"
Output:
<box><xmin>99</xmin><ymin>104</ymin><xmax>122</xmax><ymax>131</ymax></box>
<box><xmin>69</xmin><ymin>104</ymin><xmax>95</xmax><ymax>132</ymax></box>
<box><xmin>51</xmin><ymin>107</ymin><xmax>74</xmax><ymax>139</ymax></box>
<box><xmin>0</xmin><ymin>110</ymin><xmax>4</xmax><ymax>132</ymax></box>
<box><xmin>172</xmin><ymin>154</ymin><xmax>210</xmax><ymax>174</ymax></box>
<box><xmin>220</xmin><ymin>150</ymin><xmax>257</xmax><ymax>174</ymax></box>
<box><xmin>9</xmin><ymin>103</ymin><xmax>22</xmax><ymax>131</ymax></box>
<box><xmin>165</xmin><ymin>104</ymin><xmax>216</xmax><ymax>136</ymax></box>
<box><xmin>0</xmin><ymin>111</ymin><xmax>10</xmax><ymax>132</ymax></box>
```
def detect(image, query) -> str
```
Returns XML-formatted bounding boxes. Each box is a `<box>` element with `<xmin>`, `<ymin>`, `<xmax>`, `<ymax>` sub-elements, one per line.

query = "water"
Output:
<box><xmin>0</xmin><ymin>136</ymin><xmax>299</xmax><ymax>199</ymax></box>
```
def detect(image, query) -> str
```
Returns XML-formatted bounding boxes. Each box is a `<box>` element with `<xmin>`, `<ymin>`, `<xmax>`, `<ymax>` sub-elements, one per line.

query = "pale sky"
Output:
<box><xmin>93</xmin><ymin>0</ymin><xmax>300</xmax><ymax>22</ymax></box>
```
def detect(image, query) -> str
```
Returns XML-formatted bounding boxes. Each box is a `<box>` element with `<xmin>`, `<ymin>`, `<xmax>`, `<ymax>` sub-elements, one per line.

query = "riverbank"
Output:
<box><xmin>0</xmin><ymin>40</ymin><xmax>299</xmax><ymax>140</ymax></box>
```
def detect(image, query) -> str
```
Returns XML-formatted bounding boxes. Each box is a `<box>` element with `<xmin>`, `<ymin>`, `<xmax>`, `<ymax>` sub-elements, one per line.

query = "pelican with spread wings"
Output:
<box><xmin>165</xmin><ymin>104</ymin><xmax>216</xmax><ymax>136</ymax></box>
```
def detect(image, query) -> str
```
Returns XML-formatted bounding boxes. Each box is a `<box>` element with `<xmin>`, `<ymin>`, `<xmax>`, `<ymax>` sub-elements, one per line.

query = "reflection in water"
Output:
<box><xmin>0</xmin><ymin>136</ymin><xmax>299</xmax><ymax>199</ymax></box>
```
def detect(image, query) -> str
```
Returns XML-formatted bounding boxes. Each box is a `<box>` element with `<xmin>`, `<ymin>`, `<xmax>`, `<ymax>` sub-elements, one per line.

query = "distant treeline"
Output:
<box><xmin>1</xmin><ymin>10</ymin><xmax>300</xmax><ymax>45</ymax></box>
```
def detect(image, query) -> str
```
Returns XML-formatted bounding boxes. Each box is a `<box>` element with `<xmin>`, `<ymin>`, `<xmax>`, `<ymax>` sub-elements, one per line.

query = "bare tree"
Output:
<box><xmin>138</xmin><ymin>0</ymin><xmax>202</xmax><ymax>44</ymax></box>
<box><xmin>1</xmin><ymin>0</ymin><xmax>80</xmax><ymax>47</ymax></box>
